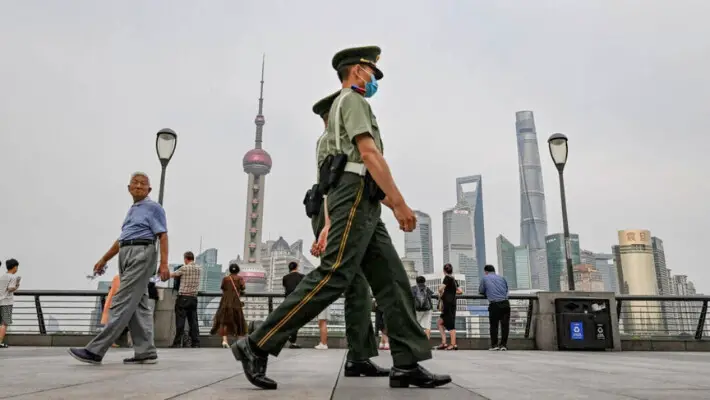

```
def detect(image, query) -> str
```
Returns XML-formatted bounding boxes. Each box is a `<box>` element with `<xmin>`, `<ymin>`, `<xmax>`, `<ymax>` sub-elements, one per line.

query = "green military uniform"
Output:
<box><xmin>309</xmin><ymin>91</ymin><xmax>378</xmax><ymax>362</ymax></box>
<box><xmin>250</xmin><ymin>46</ymin><xmax>432</xmax><ymax>368</ymax></box>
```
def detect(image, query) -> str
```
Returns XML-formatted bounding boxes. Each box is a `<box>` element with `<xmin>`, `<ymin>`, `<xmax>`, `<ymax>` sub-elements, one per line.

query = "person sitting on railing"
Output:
<box><xmin>0</xmin><ymin>259</ymin><xmax>21</xmax><ymax>349</ymax></box>
<box><xmin>210</xmin><ymin>263</ymin><xmax>247</xmax><ymax>348</ymax></box>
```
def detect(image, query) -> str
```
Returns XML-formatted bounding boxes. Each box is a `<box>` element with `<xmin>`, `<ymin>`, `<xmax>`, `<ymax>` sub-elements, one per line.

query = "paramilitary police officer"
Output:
<box><xmin>233</xmin><ymin>46</ymin><xmax>451</xmax><ymax>390</ymax></box>
<box><xmin>306</xmin><ymin>91</ymin><xmax>388</xmax><ymax>377</ymax></box>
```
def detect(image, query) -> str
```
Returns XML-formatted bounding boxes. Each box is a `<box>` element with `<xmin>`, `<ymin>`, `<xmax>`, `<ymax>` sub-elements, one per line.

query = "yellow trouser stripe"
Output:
<box><xmin>257</xmin><ymin>181</ymin><xmax>364</xmax><ymax>348</ymax></box>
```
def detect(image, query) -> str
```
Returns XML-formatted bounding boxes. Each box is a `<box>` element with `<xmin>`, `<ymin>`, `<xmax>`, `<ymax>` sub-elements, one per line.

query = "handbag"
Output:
<box><xmin>228</xmin><ymin>276</ymin><xmax>245</xmax><ymax>308</ymax></box>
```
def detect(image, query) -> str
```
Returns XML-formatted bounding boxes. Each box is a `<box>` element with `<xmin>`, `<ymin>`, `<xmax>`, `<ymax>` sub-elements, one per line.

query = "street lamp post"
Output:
<box><xmin>548</xmin><ymin>133</ymin><xmax>575</xmax><ymax>291</ymax></box>
<box><xmin>155</xmin><ymin>128</ymin><xmax>178</xmax><ymax>206</ymax></box>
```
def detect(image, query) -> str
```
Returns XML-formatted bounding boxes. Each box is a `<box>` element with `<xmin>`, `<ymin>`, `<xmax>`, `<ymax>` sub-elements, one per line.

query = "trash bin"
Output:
<box><xmin>555</xmin><ymin>298</ymin><xmax>613</xmax><ymax>351</ymax></box>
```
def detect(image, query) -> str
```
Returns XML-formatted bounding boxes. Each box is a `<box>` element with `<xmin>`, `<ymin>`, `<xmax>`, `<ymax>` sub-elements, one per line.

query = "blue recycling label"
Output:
<box><xmin>570</xmin><ymin>322</ymin><xmax>584</xmax><ymax>340</ymax></box>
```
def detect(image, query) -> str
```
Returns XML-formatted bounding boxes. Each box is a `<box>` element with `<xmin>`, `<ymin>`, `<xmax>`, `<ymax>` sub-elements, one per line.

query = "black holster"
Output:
<box><xmin>303</xmin><ymin>184</ymin><xmax>323</xmax><ymax>218</ymax></box>
<box><xmin>365</xmin><ymin>172</ymin><xmax>386</xmax><ymax>202</ymax></box>
<box><xmin>327</xmin><ymin>154</ymin><xmax>348</xmax><ymax>189</ymax></box>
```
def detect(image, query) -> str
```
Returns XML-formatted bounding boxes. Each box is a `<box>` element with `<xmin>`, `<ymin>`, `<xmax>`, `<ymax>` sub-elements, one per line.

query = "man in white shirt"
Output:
<box><xmin>0</xmin><ymin>259</ymin><xmax>21</xmax><ymax>348</ymax></box>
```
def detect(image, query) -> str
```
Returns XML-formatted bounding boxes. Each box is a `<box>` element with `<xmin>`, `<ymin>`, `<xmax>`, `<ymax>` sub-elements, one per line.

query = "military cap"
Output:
<box><xmin>331</xmin><ymin>45</ymin><xmax>383</xmax><ymax>80</ymax></box>
<box><xmin>312</xmin><ymin>91</ymin><xmax>341</xmax><ymax>118</ymax></box>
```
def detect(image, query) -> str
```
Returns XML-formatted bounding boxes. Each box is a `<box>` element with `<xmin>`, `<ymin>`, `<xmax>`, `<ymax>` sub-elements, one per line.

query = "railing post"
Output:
<box><xmin>34</xmin><ymin>295</ymin><xmax>46</xmax><ymax>335</ymax></box>
<box><xmin>268</xmin><ymin>296</ymin><xmax>273</xmax><ymax>313</ymax></box>
<box><xmin>524</xmin><ymin>299</ymin><xmax>534</xmax><ymax>339</ymax></box>
<box><xmin>694</xmin><ymin>300</ymin><xmax>708</xmax><ymax>341</ymax></box>
<box><xmin>616</xmin><ymin>298</ymin><xmax>622</xmax><ymax>322</ymax></box>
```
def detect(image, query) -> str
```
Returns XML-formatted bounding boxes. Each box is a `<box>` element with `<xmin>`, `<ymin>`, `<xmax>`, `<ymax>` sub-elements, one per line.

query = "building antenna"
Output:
<box><xmin>199</xmin><ymin>235</ymin><xmax>203</xmax><ymax>255</ymax></box>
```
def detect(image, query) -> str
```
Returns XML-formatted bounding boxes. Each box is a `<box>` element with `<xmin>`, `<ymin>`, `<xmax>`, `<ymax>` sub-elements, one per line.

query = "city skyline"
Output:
<box><xmin>2</xmin><ymin>2</ymin><xmax>708</xmax><ymax>294</ymax></box>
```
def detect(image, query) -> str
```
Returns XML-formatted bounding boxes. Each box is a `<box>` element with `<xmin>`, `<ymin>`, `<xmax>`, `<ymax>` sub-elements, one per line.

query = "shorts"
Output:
<box><xmin>0</xmin><ymin>305</ymin><xmax>13</xmax><ymax>326</ymax></box>
<box><xmin>415</xmin><ymin>310</ymin><xmax>432</xmax><ymax>329</ymax></box>
<box><xmin>317</xmin><ymin>306</ymin><xmax>330</xmax><ymax>321</ymax></box>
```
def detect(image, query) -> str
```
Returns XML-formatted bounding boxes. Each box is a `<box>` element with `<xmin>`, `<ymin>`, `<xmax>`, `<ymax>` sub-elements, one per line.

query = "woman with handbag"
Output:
<box><xmin>210</xmin><ymin>263</ymin><xmax>247</xmax><ymax>348</ymax></box>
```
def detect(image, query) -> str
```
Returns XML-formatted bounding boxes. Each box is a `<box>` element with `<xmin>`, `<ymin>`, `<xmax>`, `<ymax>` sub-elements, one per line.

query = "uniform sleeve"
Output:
<box><xmin>340</xmin><ymin>94</ymin><xmax>373</xmax><ymax>143</ymax></box>
<box><xmin>150</xmin><ymin>204</ymin><xmax>168</xmax><ymax>235</ymax></box>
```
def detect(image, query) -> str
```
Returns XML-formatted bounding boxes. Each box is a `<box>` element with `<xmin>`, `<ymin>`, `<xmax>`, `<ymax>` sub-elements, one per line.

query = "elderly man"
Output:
<box><xmin>69</xmin><ymin>172</ymin><xmax>170</xmax><ymax>365</ymax></box>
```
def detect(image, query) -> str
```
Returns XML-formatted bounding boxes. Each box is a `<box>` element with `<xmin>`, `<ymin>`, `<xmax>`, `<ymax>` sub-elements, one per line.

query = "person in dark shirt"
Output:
<box><xmin>282</xmin><ymin>261</ymin><xmax>304</xmax><ymax>349</ymax></box>
<box><xmin>436</xmin><ymin>263</ymin><xmax>462</xmax><ymax>350</ymax></box>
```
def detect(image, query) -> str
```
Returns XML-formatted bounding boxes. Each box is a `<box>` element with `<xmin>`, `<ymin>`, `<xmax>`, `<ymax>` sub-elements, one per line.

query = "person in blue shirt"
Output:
<box><xmin>69</xmin><ymin>171</ymin><xmax>170</xmax><ymax>365</ymax></box>
<box><xmin>479</xmin><ymin>264</ymin><xmax>510</xmax><ymax>351</ymax></box>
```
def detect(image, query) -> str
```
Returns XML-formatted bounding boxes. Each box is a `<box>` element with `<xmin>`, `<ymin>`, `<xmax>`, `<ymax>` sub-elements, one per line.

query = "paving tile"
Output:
<box><xmin>1</xmin><ymin>347</ymin><xmax>710</xmax><ymax>399</ymax></box>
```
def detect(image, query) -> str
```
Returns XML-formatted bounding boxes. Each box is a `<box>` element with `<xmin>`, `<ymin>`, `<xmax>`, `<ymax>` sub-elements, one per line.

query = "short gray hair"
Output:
<box><xmin>130</xmin><ymin>171</ymin><xmax>150</xmax><ymax>182</ymax></box>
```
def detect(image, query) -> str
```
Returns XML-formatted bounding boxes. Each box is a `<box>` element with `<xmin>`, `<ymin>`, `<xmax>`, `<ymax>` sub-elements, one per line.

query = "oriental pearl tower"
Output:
<box><xmin>242</xmin><ymin>55</ymin><xmax>272</xmax><ymax>265</ymax></box>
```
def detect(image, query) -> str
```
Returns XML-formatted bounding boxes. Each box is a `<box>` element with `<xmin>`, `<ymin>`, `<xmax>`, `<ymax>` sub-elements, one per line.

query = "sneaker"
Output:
<box><xmin>488</xmin><ymin>346</ymin><xmax>500</xmax><ymax>351</ymax></box>
<box><xmin>123</xmin><ymin>354</ymin><xmax>158</xmax><ymax>364</ymax></box>
<box><xmin>0</xmin><ymin>343</ymin><xmax>7</xmax><ymax>348</ymax></box>
<box><xmin>68</xmin><ymin>348</ymin><xmax>103</xmax><ymax>365</ymax></box>
<box><xmin>314</xmin><ymin>343</ymin><xmax>328</xmax><ymax>350</ymax></box>
<box><xmin>499</xmin><ymin>346</ymin><xmax>508</xmax><ymax>351</ymax></box>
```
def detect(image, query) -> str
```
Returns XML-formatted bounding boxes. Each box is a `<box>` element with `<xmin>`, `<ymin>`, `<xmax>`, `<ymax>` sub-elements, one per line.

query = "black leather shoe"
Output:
<box><xmin>389</xmin><ymin>364</ymin><xmax>452</xmax><ymax>388</ymax></box>
<box><xmin>344</xmin><ymin>359</ymin><xmax>390</xmax><ymax>377</ymax></box>
<box><xmin>231</xmin><ymin>338</ymin><xmax>277</xmax><ymax>390</ymax></box>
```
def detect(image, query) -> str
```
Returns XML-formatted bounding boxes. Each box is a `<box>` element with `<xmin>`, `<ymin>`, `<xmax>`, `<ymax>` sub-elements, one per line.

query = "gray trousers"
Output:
<box><xmin>86</xmin><ymin>244</ymin><xmax>157</xmax><ymax>357</ymax></box>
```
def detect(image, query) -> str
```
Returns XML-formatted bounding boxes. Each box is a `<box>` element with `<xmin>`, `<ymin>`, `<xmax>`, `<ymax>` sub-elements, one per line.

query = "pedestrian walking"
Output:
<box><xmin>232</xmin><ymin>46</ymin><xmax>451</xmax><ymax>390</ymax></box>
<box><xmin>68</xmin><ymin>171</ymin><xmax>170</xmax><ymax>365</ymax></box>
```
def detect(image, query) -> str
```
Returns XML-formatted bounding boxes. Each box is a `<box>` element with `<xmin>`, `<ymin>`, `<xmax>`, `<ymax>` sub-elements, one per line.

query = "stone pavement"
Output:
<box><xmin>0</xmin><ymin>347</ymin><xmax>709</xmax><ymax>399</ymax></box>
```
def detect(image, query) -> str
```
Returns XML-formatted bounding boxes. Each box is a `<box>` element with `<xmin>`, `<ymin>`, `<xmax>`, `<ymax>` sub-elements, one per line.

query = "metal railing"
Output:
<box><xmin>9</xmin><ymin>290</ymin><xmax>537</xmax><ymax>339</ymax></box>
<box><xmin>616</xmin><ymin>295</ymin><xmax>710</xmax><ymax>340</ymax></box>
<box><xmin>8</xmin><ymin>290</ymin><xmax>710</xmax><ymax>341</ymax></box>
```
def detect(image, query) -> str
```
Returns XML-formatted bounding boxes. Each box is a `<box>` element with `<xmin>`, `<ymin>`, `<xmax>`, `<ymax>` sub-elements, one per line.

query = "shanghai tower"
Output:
<box><xmin>242</xmin><ymin>56</ymin><xmax>272</xmax><ymax>264</ymax></box>
<box><xmin>515</xmin><ymin>111</ymin><xmax>549</xmax><ymax>289</ymax></box>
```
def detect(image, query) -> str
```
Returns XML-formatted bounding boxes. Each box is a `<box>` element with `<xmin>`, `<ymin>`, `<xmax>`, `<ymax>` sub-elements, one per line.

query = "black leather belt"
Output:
<box><xmin>119</xmin><ymin>239</ymin><xmax>155</xmax><ymax>247</ymax></box>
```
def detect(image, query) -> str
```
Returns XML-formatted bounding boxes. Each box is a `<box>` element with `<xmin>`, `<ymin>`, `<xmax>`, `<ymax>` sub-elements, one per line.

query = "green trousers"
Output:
<box><xmin>251</xmin><ymin>173</ymin><xmax>432</xmax><ymax>366</ymax></box>
<box><xmin>310</xmin><ymin>202</ymin><xmax>378</xmax><ymax>362</ymax></box>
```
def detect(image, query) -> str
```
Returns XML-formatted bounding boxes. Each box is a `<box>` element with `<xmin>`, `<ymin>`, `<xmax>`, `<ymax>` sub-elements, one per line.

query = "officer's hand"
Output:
<box><xmin>393</xmin><ymin>202</ymin><xmax>417</xmax><ymax>232</ymax></box>
<box><xmin>311</xmin><ymin>223</ymin><xmax>330</xmax><ymax>257</ymax></box>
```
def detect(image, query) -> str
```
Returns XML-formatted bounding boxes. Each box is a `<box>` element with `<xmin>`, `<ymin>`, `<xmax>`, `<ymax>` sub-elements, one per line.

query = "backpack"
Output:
<box><xmin>413</xmin><ymin>286</ymin><xmax>432</xmax><ymax>311</ymax></box>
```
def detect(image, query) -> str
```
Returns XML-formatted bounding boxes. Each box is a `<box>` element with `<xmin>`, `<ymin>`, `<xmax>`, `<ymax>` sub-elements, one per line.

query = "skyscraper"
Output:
<box><xmin>651</xmin><ymin>237</ymin><xmax>673</xmax><ymax>334</ymax></box>
<box><xmin>514</xmin><ymin>246</ymin><xmax>533</xmax><ymax>290</ymax></box>
<box><xmin>456</xmin><ymin>175</ymin><xmax>486</xmax><ymax>277</ymax></box>
<box><xmin>242</xmin><ymin>56</ymin><xmax>272</xmax><ymax>265</ymax></box>
<box><xmin>515</xmin><ymin>111</ymin><xmax>549</xmax><ymax>290</ymax></box>
<box><xmin>580</xmin><ymin>249</ymin><xmax>618</xmax><ymax>293</ymax></box>
<box><xmin>651</xmin><ymin>237</ymin><xmax>671</xmax><ymax>295</ymax></box>
<box><xmin>443</xmin><ymin>202</ymin><xmax>478</xmax><ymax>299</ymax></box>
<box><xmin>594</xmin><ymin>253</ymin><xmax>619</xmax><ymax>294</ymax></box>
<box><xmin>196</xmin><ymin>248</ymin><xmax>223</xmax><ymax>326</ymax></box>
<box><xmin>614</xmin><ymin>229</ymin><xmax>661</xmax><ymax>335</ymax></box>
<box><xmin>404</xmin><ymin>210</ymin><xmax>434</xmax><ymax>275</ymax></box>
<box><xmin>496</xmin><ymin>234</ymin><xmax>517</xmax><ymax>289</ymax></box>
<box><xmin>545</xmin><ymin>233</ymin><xmax>581</xmax><ymax>291</ymax></box>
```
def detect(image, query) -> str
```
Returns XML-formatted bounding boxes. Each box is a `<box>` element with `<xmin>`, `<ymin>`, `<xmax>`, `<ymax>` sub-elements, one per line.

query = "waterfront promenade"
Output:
<box><xmin>1</xmin><ymin>347</ymin><xmax>709</xmax><ymax>399</ymax></box>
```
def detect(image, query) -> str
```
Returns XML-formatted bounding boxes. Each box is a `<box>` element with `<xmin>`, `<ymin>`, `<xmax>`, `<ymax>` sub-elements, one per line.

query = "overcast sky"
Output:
<box><xmin>1</xmin><ymin>0</ymin><xmax>708</xmax><ymax>293</ymax></box>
